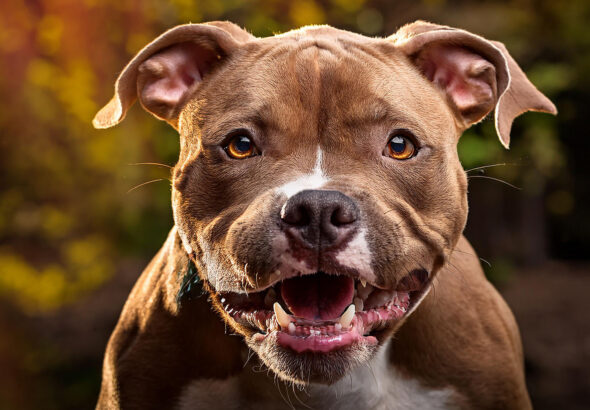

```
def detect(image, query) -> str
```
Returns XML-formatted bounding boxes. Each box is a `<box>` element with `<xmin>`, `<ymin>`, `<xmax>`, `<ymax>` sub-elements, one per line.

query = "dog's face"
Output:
<box><xmin>94</xmin><ymin>21</ymin><xmax>555</xmax><ymax>384</ymax></box>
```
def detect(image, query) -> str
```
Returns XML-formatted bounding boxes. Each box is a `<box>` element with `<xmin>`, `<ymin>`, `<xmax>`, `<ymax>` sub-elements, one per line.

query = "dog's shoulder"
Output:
<box><xmin>97</xmin><ymin>228</ymin><xmax>244</xmax><ymax>409</ymax></box>
<box><xmin>389</xmin><ymin>235</ymin><xmax>531</xmax><ymax>409</ymax></box>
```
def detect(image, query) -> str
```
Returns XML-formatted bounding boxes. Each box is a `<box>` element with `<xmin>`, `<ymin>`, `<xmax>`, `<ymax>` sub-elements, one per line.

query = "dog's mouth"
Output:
<box><xmin>218</xmin><ymin>270</ymin><xmax>430</xmax><ymax>353</ymax></box>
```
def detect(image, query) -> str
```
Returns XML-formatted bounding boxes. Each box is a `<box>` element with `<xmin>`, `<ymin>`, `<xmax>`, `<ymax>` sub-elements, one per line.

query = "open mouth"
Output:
<box><xmin>218</xmin><ymin>270</ymin><xmax>429</xmax><ymax>353</ymax></box>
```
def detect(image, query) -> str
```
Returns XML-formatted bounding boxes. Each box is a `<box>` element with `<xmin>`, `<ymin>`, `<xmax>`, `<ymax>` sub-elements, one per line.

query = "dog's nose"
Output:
<box><xmin>280</xmin><ymin>190</ymin><xmax>359</xmax><ymax>248</ymax></box>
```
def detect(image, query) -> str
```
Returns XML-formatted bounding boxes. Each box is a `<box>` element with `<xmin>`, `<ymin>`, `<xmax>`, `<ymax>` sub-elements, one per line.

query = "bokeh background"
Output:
<box><xmin>1</xmin><ymin>0</ymin><xmax>589</xmax><ymax>408</ymax></box>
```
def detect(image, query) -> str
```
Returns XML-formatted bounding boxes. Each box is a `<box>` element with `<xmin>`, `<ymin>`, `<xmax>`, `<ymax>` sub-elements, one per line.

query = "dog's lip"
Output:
<box><xmin>240</xmin><ymin>269</ymin><xmax>425</xmax><ymax>295</ymax></box>
<box><xmin>219</xmin><ymin>270</ymin><xmax>432</xmax><ymax>353</ymax></box>
<box><xmin>272</xmin><ymin>316</ymin><xmax>379</xmax><ymax>353</ymax></box>
<box><xmin>224</xmin><ymin>268</ymin><xmax>429</xmax><ymax>296</ymax></box>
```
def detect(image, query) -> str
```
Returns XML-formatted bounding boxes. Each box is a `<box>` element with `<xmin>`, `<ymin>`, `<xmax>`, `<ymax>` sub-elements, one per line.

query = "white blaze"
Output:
<box><xmin>277</xmin><ymin>147</ymin><xmax>329</xmax><ymax>198</ymax></box>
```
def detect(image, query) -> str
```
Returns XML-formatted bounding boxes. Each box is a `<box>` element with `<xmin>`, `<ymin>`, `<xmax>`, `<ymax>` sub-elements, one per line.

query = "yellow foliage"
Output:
<box><xmin>0</xmin><ymin>253</ymin><xmax>67</xmax><ymax>313</ymax></box>
<box><xmin>40</xmin><ymin>207</ymin><xmax>73</xmax><ymax>240</ymax></box>
<box><xmin>37</xmin><ymin>15</ymin><xmax>64</xmax><ymax>55</ymax></box>
<box><xmin>0</xmin><ymin>236</ymin><xmax>113</xmax><ymax>314</ymax></box>
<box><xmin>330</xmin><ymin>0</ymin><xmax>366</xmax><ymax>13</ymax></box>
<box><xmin>290</xmin><ymin>0</ymin><xmax>326</xmax><ymax>27</ymax></box>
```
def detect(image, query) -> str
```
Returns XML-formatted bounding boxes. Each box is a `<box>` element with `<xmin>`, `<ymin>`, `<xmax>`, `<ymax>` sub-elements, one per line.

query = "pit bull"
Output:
<box><xmin>93</xmin><ymin>20</ymin><xmax>556</xmax><ymax>409</ymax></box>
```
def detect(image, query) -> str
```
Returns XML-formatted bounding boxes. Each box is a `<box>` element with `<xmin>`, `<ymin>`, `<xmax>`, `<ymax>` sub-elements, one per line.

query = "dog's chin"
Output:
<box><xmin>248</xmin><ymin>331</ymin><xmax>377</xmax><ymax>385</ymax></box>
<box><xmin>211</xmin><ymin>269</ymin><xmax>431</xmax><ymax>385</ymax></box>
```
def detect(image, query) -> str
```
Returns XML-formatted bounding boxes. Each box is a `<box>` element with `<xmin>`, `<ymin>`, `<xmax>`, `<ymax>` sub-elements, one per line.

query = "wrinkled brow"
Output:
<box><xmin>339</xmin><ymin>96</ymin><xmax>427</xmax><ymax>133</ymax></box>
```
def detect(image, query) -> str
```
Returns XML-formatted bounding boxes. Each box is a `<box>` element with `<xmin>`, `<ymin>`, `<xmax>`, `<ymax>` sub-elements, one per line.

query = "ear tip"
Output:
<box><xmin>92</xmin><ymin>97</ymin><xmax>124</xmax><ymax>129</ymax></box>
<box><xmin>546</xmin><ymin>101</ymin><xmax>558</xmax><ymax>116</ymax></box>
<box><xmin>91</xmin><ymin>117</ymin><xmax>103</xmax><ymax>129</ymax></box>
<box><xmin>495</xmin><ymin>97</ymin><xmax>557</xmax><ymax>149</ymax></box>
<box><xmin>534</xmin><ymin>92</ymin><xmax>558</xmax><ymax>116</ymax></box>
<box><xmin>499</xmin><ymin>137</ymin><xmax>511</xmax><ymax>149</ymax></box>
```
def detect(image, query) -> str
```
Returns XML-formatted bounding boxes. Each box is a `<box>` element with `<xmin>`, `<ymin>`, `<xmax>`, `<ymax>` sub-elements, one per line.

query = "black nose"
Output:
<box><xmin>280</xmin><ymin>190</ymin><xmax>359</xmax><ymax>249</ymax></box>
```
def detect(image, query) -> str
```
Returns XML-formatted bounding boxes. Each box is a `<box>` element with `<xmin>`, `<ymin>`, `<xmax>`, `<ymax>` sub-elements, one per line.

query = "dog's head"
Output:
<box><xmin>95</xmin><ymin>21</ymin><xmax>555</xmax><ymax>384</ymax></box>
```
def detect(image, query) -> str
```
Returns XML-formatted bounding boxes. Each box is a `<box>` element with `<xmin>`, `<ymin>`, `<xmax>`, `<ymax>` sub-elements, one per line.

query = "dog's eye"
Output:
<box><xmin>387</xmin><ymin>134</ymin><xmax>416</xmax><ymax>160</ymax></box>
<box><xmin>225</xmin><ymin>135</ymin><xmax>258</xmax><ymax>159</ymax></box>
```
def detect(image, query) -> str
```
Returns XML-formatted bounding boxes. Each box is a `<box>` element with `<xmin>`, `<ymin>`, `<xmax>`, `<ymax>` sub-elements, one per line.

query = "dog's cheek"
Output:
<box><xmin>223</xmin><ymin>193</ymin><xmax>283</xmax><ymax>289</ymax></box>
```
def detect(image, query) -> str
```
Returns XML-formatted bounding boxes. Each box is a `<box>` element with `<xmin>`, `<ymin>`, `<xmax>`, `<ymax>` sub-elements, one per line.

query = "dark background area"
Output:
<box><xmin>0</xmin><ymin>0</ymin><xmax>588</xmax><ymax>408</ymax></box>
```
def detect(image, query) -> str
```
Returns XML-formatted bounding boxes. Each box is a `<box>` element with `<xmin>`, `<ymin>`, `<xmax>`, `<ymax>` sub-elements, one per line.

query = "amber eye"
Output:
<box><xmin>225</xmin><ymin>135</ymin><xmax>257</xmax><ymax>159</ymax></box>
<box><xmin>387</xmin><ymin>134</ymin><xmax>416</xmax><ymax>160</ymax></box>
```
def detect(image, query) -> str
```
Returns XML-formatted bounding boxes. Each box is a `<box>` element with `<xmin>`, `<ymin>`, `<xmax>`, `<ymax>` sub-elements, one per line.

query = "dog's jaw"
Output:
<box><xmin>207</xmin><ymin>265</ymin><xmax>433</xmax><ymax>385</ymax></box>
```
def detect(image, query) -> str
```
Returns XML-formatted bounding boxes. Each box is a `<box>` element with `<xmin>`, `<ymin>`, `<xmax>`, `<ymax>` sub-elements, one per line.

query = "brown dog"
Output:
<box><xmin>93</xmin><ymin>21</ymin><xmax>556</xmax><ymax>409</ymax></box>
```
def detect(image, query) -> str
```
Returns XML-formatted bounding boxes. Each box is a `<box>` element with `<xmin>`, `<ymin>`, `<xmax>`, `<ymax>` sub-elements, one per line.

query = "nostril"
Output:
<box><xmin>281</xmin><ymin>202</ymin><xmax>311</xmax><ymax>226</ymax></box>
<box><xmin>330</xmin><ymin>205</ymin><xmax>356</xmax><ymax>226</ymax></box>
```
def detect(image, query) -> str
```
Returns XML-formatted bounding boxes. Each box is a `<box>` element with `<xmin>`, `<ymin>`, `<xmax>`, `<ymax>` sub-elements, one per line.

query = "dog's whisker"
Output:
<box><xmin>451</xmin><ymin>248</ymin><xmax>480</xmax><ymax>259</ymax></box>
<box><xmin>467</xmin><ymin>175</ymin><xmax>522</xmax><ymax>190</ymax></box>
<box><xmin>370</xmin><ymin>362</ymin><xmax>382</xmax><ymax>398</ymax></box>
<box><xmin>451</xmin><ymin>248</ymin><xmax>491</xmax><ymax>267</ymax></box>
<box><xmin>479</xmin><ymin>257</ymin><xmax>492</xmax><ymax>268</ymax></box>
<box><xmin>464</xmin><ymin>162</ymin><xmax>517</xmax><ymax>173</ymax></box>
<box><xmin>126</xmin><ymin>178</ymin><xmax>169</xmax><ymax>193</ymax></box>
<box><xmin>291</xmin><ymin>383</ymin><xmax>311</xmax><ymax>409</ymax></box>
<box><xmin>128</xmin><ymin>161</ymin><xmax>173</xmax><ymax>169</ymax></box>
<box><xmin>274</xmin><ymin>376</ymin><xmax>295</xmax><ymax>410</ymax></box>
<box><xmin>243</xmin><ymin>348</ymin><xmax>255</xmax><ymax>368</ymax></box>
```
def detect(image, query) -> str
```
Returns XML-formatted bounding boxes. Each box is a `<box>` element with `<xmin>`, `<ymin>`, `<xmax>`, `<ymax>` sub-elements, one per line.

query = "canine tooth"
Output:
<box><xmin>339</xmin><ymin>304</ymin><xmax>355</xmax><ymax>329</ymax></box>
<box><xmin>288</xmin><ymin>322</ymin><xmax>296</xmax><ymax>334</ymax></box>
<box><xmin>354</xmin><ymin>297</ymin><xmax>364</xmax><ymax>312</ymax></box>
<box><xmin>273</xmin><ymin>302</ymin><xmax>292</xmax><ymax>328</ymax></box>
<box><xmin>360</xmin><ymin>279</ymin><xmax>367</xmax><ymax>287</ymax></box>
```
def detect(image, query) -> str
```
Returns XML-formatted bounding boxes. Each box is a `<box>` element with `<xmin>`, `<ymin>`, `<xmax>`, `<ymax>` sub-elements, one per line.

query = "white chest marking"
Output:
<box><xmin>277</xmin><ymin>147</ymin><xmax>329</xmax><ymax>198</ymax></box>
<box><xmin>177</xmin><ymin>342</ymin><xmax>461</xmax><ymax>410</ymax></box>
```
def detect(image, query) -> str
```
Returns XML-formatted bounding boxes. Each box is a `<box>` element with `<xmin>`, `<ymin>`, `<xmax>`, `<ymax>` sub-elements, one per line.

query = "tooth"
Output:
<box><xmin>339</xmin><ymin>304</ymin><xmax>355</xmax><ymax>329</ymax></box>
<box><xmin>360</xmin><ymin>279</ymin><xmax>367</xmax><ymax>287</ymax></box>
<box><xmin>273</xmin><ymin>302</ymin><xmax>292</xmax><ymax>328</ymax></box>
<box><xmin>354</xmin><ymin>297</ymin><xmax>364</xmax><ymax>312</ymax></box>
<box><xmin>335</xmin><ymin>323</ymin><xmax>342</xmax><ymax>332</ymax></box>
<box><xmin>288</xmin><ymin>322</ymin><xmax>296</xmax><ymax>334</ymax></box>
<box><xmin>357</xmin><ymin>283</ymin><xmax>373</xmax><ymax>300</ymax></box>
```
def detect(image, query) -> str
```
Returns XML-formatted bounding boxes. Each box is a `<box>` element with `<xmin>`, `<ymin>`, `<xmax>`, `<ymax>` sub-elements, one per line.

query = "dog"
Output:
<box><xmin>93</xmin><ymin>20</ymin><xmax>556</xmax><ymax>409</ymax></box>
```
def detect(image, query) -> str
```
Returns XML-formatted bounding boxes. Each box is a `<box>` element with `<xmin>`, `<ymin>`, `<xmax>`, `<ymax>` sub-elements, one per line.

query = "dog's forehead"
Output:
<box><xmin>190</xmin><ymin>29</ymin><xmax>456</xmax><ymax>146</ymax></box>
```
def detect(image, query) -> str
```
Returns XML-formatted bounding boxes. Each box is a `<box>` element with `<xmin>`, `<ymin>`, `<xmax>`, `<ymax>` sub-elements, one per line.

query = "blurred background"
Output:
<box><xmin>0</xmin><ymin>0</ymin><xmax>588</xmax><ymax>408</ymax></box>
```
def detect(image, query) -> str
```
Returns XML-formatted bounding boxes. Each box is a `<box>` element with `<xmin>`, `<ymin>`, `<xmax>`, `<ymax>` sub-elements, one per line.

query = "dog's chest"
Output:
<box><xmin>176</xmin><ymin>346</ymin><xmax>461</xmax><ymax>410</ymax></box>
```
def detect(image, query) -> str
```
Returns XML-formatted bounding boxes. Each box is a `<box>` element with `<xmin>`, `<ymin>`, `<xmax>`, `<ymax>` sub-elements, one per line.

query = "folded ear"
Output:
<box><xmin>93</xmin><ymin>22</ymin><xmax>253</xmax><ymax>130</ymax></box>
<box><xmin>392</xmin><ymin>21</ymin><xmax>557</xmax><ymax>148</ymax></box>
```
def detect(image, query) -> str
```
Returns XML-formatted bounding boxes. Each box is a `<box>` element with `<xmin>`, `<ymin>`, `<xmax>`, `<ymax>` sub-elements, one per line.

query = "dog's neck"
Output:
<box><xmin>177</xmin><ymin>340</ymin><xmax>458</xmax><ymax>410</ymax></box>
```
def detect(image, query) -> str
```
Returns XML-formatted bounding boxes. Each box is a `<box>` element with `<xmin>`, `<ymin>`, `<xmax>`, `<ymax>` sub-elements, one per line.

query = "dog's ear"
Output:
<box><xmin>392</xmin><ymin>21</ymin><xmax>557</xmax><ymax>148</ymax></box>
<box><xmin>93</xmin><ymin>22</ymin><xmax>253</xmax><ymax>130</ymax></box>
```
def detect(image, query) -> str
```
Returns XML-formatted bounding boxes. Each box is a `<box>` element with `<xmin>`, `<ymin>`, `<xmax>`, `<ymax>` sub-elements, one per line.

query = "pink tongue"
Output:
<box><xmin>281</xmin><ymin>274</ymin><xmax>354</xmax><ymax>320</ymax></box>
